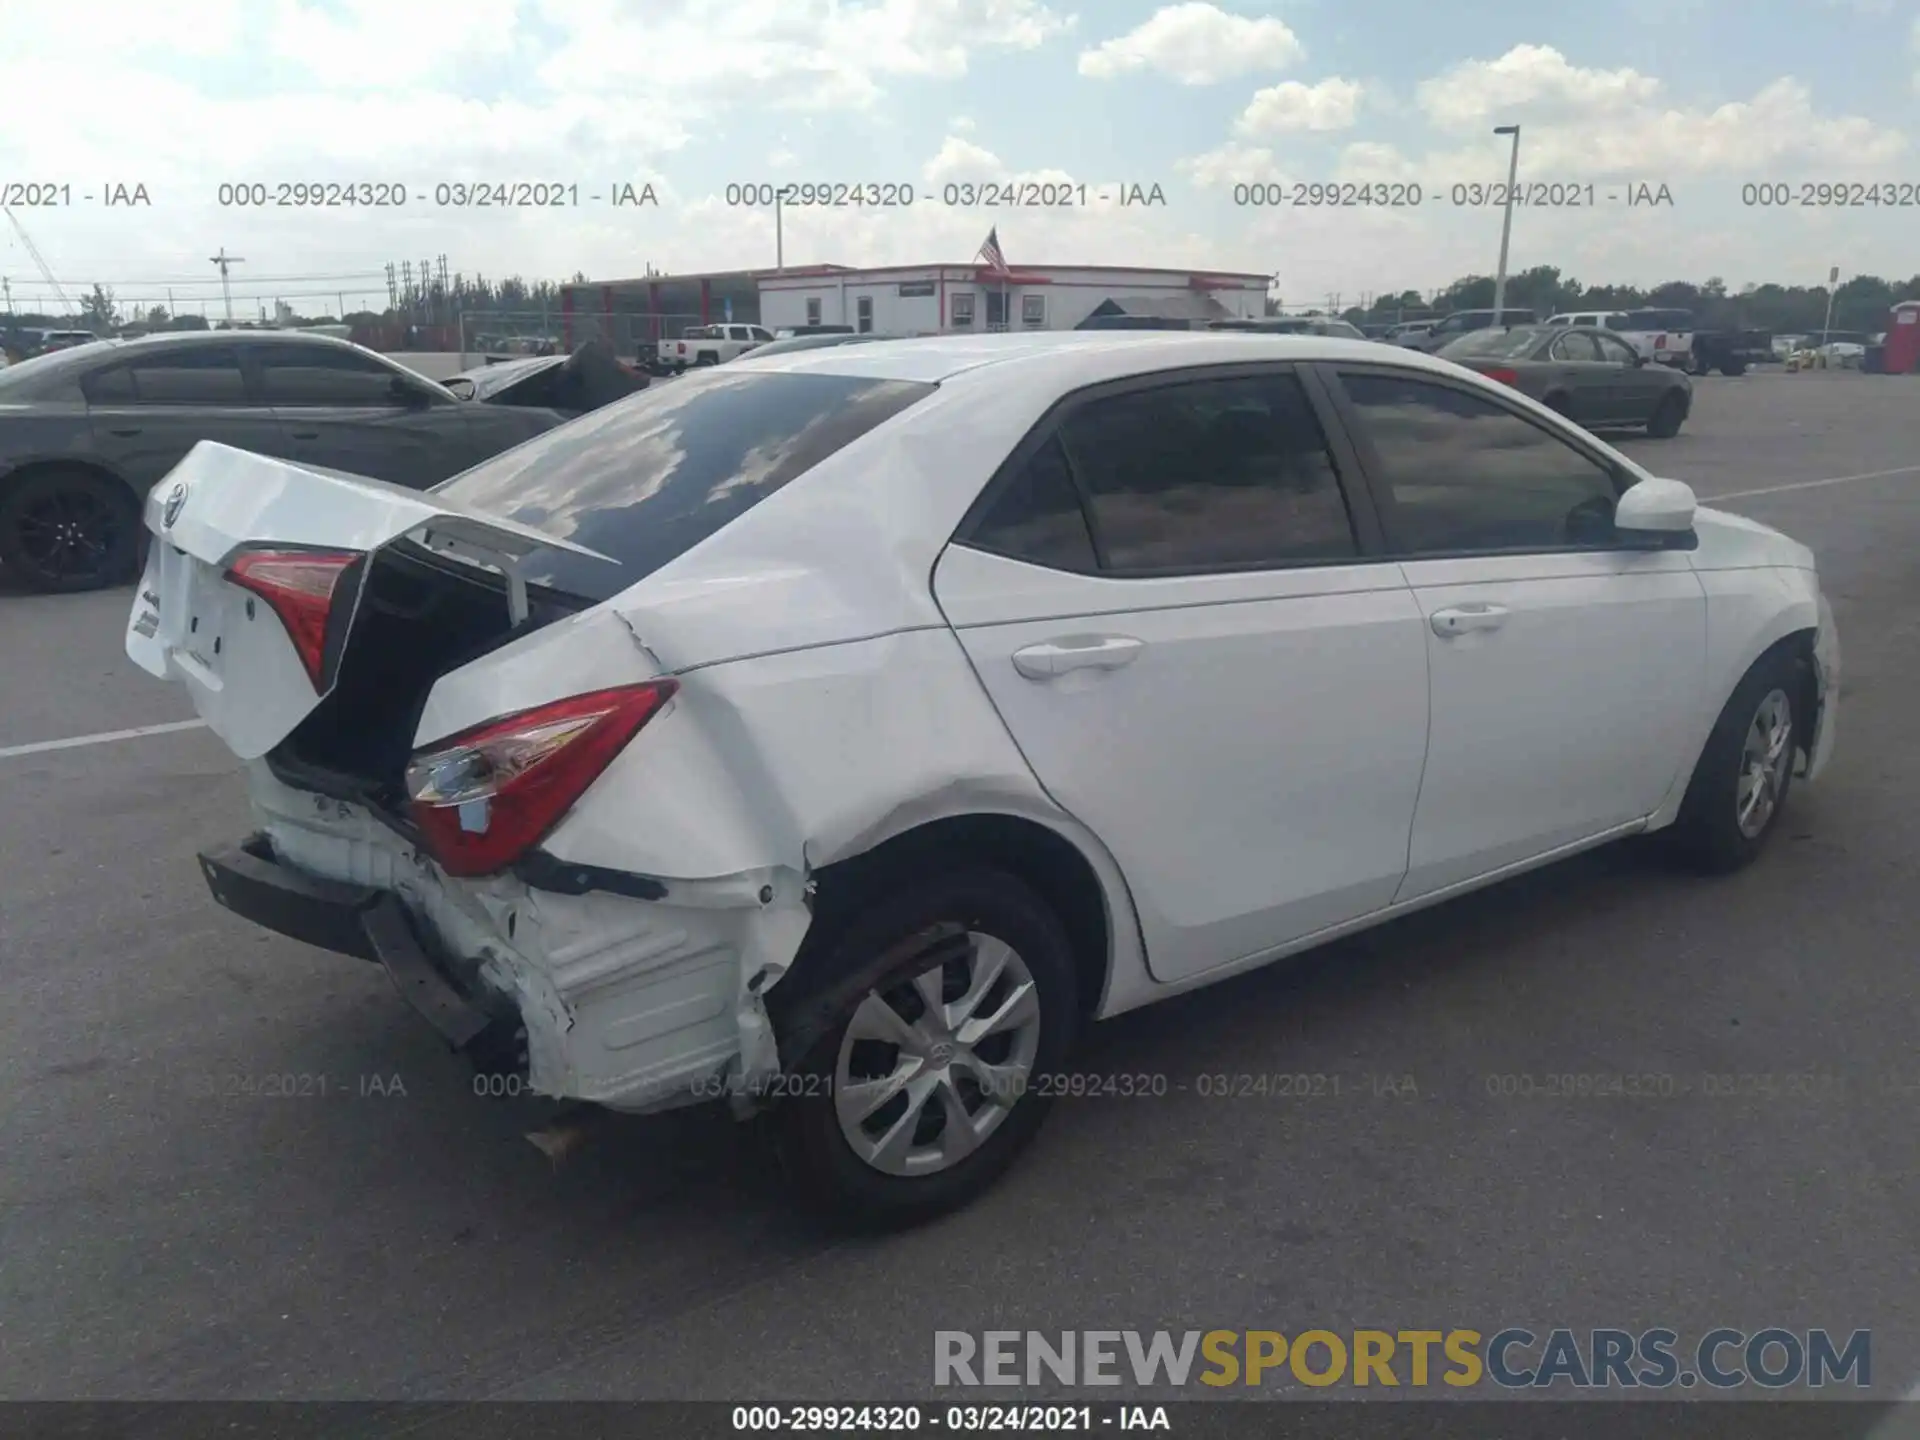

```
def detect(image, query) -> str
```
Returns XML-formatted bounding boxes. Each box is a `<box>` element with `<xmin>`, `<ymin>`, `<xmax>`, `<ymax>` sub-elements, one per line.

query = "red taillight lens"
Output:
<box><xmin>1480</xmin><ymin>366</ymin><xmax>1520</xmax><ymax>386</ymax></box>
<box><xmin>1654</xmin><ymin>334</ymin><xmax>1668</xmax><ymax>349</ymax></box>
<box><xmin>404</xmin><ymin>681</ymin><xmax>678</xmax><ymax>878</ymax></box>
<box><xmin>225</xmin><ymin>549</ymin><xmax>361</xmax><ymax>691</ymax></box>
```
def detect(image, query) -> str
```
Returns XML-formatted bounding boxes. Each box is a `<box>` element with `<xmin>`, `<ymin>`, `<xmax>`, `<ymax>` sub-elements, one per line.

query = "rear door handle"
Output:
<box><xmin>1430</xmin><ymin>603</ymin><xmax>1509</xmax><ymax>637</ymax></box>
<box><xmin>107</xmin><ymin>426</ymin><xmax>142</xmax><ymax>437</ymax></box>
<box><xmin>1012</xmin><ymin>635</ymin><xmax>1144</xmax><ymax>679</ymax></box>
<box><xmin>289</xmin><ymin>429</ymin><xmax>321</xmax><ymax>440</ymax></box>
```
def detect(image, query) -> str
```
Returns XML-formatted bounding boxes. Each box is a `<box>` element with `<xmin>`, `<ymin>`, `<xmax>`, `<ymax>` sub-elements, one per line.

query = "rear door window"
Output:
<box><xmin>1058</xmin><ymin>371</ymin><xmax>1358</xmax><ymax>571</ymax></box>
<box><xmin>966</xmin><ymin>435</ymin><xmax>1098</xmax><ymax>571</ymax></box>
<box><xmin>85</xmin><ymin>347</ymin><xmax>253</xmax><ymax>404</ymax></box>
<box><xmin>431</xmin><ymin>369</ymin><xmax>934</xmax><ymax>602</ymax></box>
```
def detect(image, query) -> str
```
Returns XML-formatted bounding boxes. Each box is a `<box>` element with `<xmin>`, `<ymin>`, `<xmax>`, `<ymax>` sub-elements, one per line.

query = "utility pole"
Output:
<box><xmin>775</xmin><ymin>194</ymin><xmax>784</xmax><ymax>272</ymax></box>
<box><xmin>1491</xmin><ymin>125</ymin><xmax>1521</xmax><ymax>321</ymax></box>
<box><xmin>1</xmin><ymin>277</ymin><xmax>10</xmax><ymax>313</ymax></box>
<box><xmin>209</xmin><ymin>247</ymin><xmax>245</xmax><ymax>326</ymax></box>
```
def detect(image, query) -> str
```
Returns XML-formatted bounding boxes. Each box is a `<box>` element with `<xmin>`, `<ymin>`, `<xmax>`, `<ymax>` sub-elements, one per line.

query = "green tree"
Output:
<box><xmin>79</xmin><ymin>283</ymin><xmax>118</xmax><ymax>330</ymax></box>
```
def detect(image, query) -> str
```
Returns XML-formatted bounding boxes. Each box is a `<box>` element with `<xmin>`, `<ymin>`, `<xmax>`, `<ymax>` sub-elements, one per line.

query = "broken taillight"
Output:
<box><xmin>404</xmin><ymin>681</ymin><xmax>679</xmax><ymax>878</ymax></box>
<box><xmin>225</xmin><ymin>549</ymin><xmax>362</xmax><ymax>691</ymax></box>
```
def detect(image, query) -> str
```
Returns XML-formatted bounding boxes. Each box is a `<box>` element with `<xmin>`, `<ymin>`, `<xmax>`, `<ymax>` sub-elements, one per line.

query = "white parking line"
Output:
<box><xmin>1710</xmin><ymin>463</ymin><xmax>1920</xmax><ymax>502</ymax></box>
<box><xmin>0</xmin><ymin>718</ymin><xmax>208</xmax><ymax>760</ymax></box>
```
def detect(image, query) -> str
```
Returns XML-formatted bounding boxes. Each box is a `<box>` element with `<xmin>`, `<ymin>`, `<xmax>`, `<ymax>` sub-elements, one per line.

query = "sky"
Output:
<box><xmin>1</xmin><ymin>0</ymin><xmax>1916</xmax><ymax>319</ymax></box>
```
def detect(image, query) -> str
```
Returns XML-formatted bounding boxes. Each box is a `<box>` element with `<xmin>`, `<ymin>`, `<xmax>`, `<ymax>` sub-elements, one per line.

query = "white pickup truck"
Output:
<box><xmin>656</xmin><ymin>323</ymin><xmax>773</xmax><ymax>373</ymax></box>
<box><xmin>1546</xmin><ymin>308</ymin><xmax>1768</xmax><ymax>376</ymax></box>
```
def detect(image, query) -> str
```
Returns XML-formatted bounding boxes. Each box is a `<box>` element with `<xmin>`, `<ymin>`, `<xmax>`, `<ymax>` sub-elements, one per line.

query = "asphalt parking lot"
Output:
<box><xmin>2</xmin><ymin>370</ymin><xmax>1919</xmax><ymax>1407</ymax></box>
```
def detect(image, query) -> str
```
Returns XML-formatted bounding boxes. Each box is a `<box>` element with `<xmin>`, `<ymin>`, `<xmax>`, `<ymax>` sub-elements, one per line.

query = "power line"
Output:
<box><xmin>0</xmin><ymin>269</ymin><xmax>391</xmax><ymax>286</ymax></box>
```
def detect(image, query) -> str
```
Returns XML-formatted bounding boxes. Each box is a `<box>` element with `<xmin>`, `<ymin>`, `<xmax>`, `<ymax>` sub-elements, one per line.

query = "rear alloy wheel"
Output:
<box><xmin>774</xmin><ymin>869</ymin><xmax>1078</xmax><ymax>1230</ymax></box>
<box><xmin>0</xmin><ymin>467</ymin><xmax>141</xmax><ymax>593</ymax></box>
<box><xmin>1665</xmin><ymin>649</ymin><xmax>1804</xmax><ymax>873</ymax></box>
<box><xmin>1647</xmin><ymin>392</ymin><xmax>1686</xmax><ymax>439</ymax></box>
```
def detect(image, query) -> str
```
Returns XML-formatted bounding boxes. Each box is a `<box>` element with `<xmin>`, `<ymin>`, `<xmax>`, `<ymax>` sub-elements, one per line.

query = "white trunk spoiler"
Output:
<box><xmin>126</xmin><ymin>441</ymin><xmax>614</xmax><ymax>758</ymax></box>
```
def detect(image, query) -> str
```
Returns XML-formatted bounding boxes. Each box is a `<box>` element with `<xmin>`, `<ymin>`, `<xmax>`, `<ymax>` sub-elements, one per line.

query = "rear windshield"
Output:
<box><xmin>431</xmin><ymin>368</ymin><xmax>935</xmax><ymax>602</ymax></box>
<box><xmin>0</xmin><ymin>340</ymin><xmax>119</xmax><ymax>396</ymax></box>
<box><xmin>1443</xmin><ymin>326</ymin><xmax>1548</xmax><ymax>358</ymax></box>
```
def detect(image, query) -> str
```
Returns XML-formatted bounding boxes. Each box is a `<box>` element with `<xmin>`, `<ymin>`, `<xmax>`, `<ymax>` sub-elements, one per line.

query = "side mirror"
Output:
<box><xmin>1614</xmin><ymin>476</ymin><xmax>1697</xmax><ymax>547</ymax></box>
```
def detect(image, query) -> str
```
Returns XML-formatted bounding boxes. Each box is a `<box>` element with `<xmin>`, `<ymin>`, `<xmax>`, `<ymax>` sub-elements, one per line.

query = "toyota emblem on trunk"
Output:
<box><xmin>162</xmin><ymin>482</ymin><xmax>188</xmax><ymax>528</ymax></box>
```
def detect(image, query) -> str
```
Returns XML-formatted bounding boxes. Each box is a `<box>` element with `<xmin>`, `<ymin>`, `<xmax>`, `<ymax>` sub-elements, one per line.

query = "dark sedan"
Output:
<box><xmin>438</xmin><ymin>340</ymin><xmax>648</xmax><ymax>412</ymax></box>
<box><xmin>0</xmin><ymin>331</ymin><xmax>588</xmax><ymax>592</ymax></box>
<box><xmin>1437</xmin><ymin>323</ymin><xmax>1692</xmax><ymax>438</ymax></box>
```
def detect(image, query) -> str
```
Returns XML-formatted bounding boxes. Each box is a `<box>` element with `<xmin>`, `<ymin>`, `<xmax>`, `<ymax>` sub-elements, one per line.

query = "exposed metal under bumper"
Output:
<box><xmin>198</xmin><ymin>835</ymin><xmax>493</xmax><ymax>1049</ymax></box>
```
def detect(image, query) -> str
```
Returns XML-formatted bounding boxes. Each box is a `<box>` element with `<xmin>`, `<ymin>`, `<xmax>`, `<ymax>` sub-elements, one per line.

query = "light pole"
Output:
<box><xmin>1491</xmin><ymin>124</ymin><xmax>1521</xmax><ymax>321</ymax></box>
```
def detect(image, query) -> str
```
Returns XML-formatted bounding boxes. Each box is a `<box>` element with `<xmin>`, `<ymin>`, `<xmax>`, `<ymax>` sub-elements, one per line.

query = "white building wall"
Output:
<box><xmin>759</xmin><ymin>266</ymin><xmax>1269</xmax><ymax>334</ymax></box>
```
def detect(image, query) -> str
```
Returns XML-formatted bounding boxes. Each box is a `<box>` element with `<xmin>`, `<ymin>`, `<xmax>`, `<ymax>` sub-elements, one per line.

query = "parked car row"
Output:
<box><xmin>0</xmin><ymin>332</ymin><xmax>642</xmax><ymax>592</ymax></box>
<box><xmin>125</xmin><ymin>328</ymin><xmax>1838</xmax><ymax>1227</ymax></box>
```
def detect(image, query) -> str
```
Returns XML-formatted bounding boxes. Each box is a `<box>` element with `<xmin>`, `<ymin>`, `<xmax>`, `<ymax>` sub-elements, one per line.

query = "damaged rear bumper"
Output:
<box><xmin>200</xmin><ymin>836</ymin><xmax>503</xmax><ymax>1053</ymax></box>
<box><xmin>200</xmin><ymin>777</ymin><xmax>815</xmax><ymax>1116</ymax></box>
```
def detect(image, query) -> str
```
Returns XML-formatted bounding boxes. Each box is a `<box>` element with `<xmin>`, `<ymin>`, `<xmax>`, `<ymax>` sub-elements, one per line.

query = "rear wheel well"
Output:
<box><xmin>789</xmin><ymin>814</ymin><xmax>1113</xmax><ymax>1023</ymax></box>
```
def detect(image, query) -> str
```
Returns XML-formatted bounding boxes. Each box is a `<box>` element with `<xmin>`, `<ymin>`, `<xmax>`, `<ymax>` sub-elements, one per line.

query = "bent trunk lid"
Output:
<box><xmin>126</xmin><ymin>440</ymin><xmax>612</xmax><ymax>759</ymax></box>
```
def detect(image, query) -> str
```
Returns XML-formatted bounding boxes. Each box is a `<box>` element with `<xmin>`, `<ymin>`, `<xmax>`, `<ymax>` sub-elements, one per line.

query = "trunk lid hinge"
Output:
<box><xmin>419</xmin><ymin>530</ymin><xmax>532</xmax><ymax>628</ymax></box>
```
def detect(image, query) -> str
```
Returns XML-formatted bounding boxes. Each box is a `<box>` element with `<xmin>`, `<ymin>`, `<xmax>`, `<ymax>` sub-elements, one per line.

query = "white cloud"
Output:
<box><xmin>0</xmin><ymin>0</ymin><xmax>248</xmax><ymax>60</ymax></box>
<box><xmin>1266</xmin><ymin>47</ymin><xmax>1914</xmax><ymax>188</ymax></box>
<box><xmin>268</xmin><ymin>0</ymin><xmax>526</xmax><ymax>88</ymax></box>
<box><xmin>537</xmin><ymin>0</ymin><xmax>1075</xmax><ymax>110</ymax></box>
<box><xmin>1178</xmin><ymin>142</ymin><xmax>1277</xmax><ymax>189</ymax></box>
<box><xmin>1078</xmin><ymin>3</ymin><xmax>1303</xmax><ymax>84</ymax></box>
<box><xmin>1417</xmin><ymin>44</ymin><xmax>1660</xmax><ymax>129</ymax></box>
<box><xmin>1234</xmin><ymin>78</ymin><xmax>1364</xmax><ymax>135</ymax></box>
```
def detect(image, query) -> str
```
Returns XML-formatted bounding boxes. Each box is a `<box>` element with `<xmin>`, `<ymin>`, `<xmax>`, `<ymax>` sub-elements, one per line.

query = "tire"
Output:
<box><xmin>1664</xmin><ymin>648</ymin><xmax>1805</xmax><ymax>874</ymax></box>
<box><xmin>1543</xmin><ymin>392</ymin><xmax>1573</xmax><ymax>418</ymax></box>
<box><xmin>1646</xmin><ymin>392</ymin><xmax>1686</xmax><ymax>439</ymax></box>
<box><xmin>695</xmin><ymin>351</ymin><xmax>719</xmax><ymax>366</ymax></box>
<box><xmin>1719</xmin><ymin>360</ymin><xmax>1747</xmax><ymax>377</ymax></box>
<box><xmin>0</xmin><ymin>465</ymin><xmax>142</xmax><ymax>593</ymax></box>
<box><xmin>771</xmin><ymin>868</ymin><xmax>1080</xmax><ymax>1230</ymax></box>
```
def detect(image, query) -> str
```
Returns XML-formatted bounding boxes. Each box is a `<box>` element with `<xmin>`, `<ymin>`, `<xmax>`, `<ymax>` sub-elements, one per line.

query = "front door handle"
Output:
<box><xmin>1012</xmin><ymin>635</ymin><xmax>1145</xmax><ymax>679</ymax></box>
<box><xmin>1430</xmin><ymin>603</ymin><xmax>1509</xmax><ymax>637</ymax></box>
<box><xmin>289</xmin><ymin>429</ymin><xmax>321</xmax><ymax>440</ymax></box>
<box><xmin>107</xmin><ymin>426</ymin><xmax>142</xmax><ymax>437</ymax></box>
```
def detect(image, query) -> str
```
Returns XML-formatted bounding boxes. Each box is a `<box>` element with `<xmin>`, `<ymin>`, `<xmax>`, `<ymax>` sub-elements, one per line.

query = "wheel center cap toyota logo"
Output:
<box><xmin>928</xmin><ymin>1041</ymin><xmax>956</xmax><ymax>1066</ymax></box>
<box><xmin>162</xmin><ymin>481</ymin><xmax>189</xmax><ymax>529</ymax></box>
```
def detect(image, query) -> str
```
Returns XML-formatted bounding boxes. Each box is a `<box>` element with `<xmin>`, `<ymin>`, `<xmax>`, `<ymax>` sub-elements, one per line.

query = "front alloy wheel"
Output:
<box><xmin>1667</xmin><ymin>649</ymin><xmax>1804</xmax><ymax>873</ymax></box>
<box><xmin>1736</xmin><ymin>689</ymin><xmax>1794</xmax><ymax>839</ymax></box>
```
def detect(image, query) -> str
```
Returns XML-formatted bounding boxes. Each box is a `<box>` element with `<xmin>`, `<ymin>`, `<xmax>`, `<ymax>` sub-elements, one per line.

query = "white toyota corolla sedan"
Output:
<box><xmin>128</xmin><ymin>331</ymin><xmax>1839</xmax><ymax>1228</ymax></box>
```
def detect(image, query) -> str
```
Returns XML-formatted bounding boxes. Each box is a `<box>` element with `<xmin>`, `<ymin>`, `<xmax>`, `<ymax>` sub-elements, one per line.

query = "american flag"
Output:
<box><xmin>976</xmin><ymin>226</ymin><xmax>1008</xmax><ymax>274</ymax></box>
